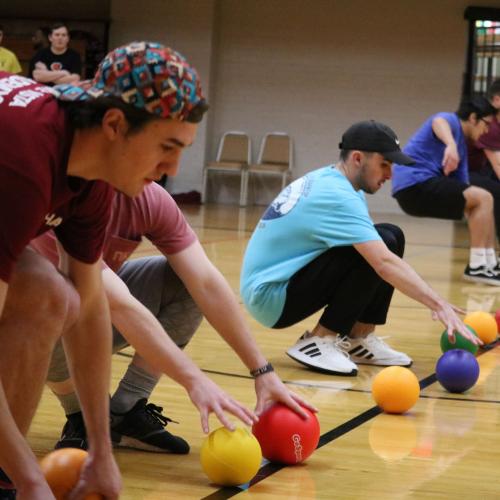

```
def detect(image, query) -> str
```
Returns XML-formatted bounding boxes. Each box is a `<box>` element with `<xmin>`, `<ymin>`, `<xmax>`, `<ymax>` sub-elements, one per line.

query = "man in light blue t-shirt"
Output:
<box><xmin>241</xmin><ymin>121</ymin><xmax>480</xmax><ymax>375</ymax></box>
<box><xmin>392</xmin><ymin>97</ymin><xmax>499</xmax><ymax>285</ymax></box>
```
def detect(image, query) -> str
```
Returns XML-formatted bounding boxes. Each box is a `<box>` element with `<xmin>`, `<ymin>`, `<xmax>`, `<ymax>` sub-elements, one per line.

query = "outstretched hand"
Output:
<box><xmin>442</xmin><ymin>144</ymin><xmax>459</xmax><ymax>175</ymax></box>
<box><xmin>67</xmin><ymin>451</ymin><xmax>121</xmax><ymax>500</ymax></box>
<box><xmin>254</xmin><ymin>372</ymin><xmax>318</xmax><ymax>418</ymax></box>
<box><xmin>187</xmin><ymin>375</ymin><xmax>258</xmax><ymax>433</ymax></box>
<box><xmin>431</xmin><ymin>301</ymin><xmax>482</xmax><ymax>346</ymax></box>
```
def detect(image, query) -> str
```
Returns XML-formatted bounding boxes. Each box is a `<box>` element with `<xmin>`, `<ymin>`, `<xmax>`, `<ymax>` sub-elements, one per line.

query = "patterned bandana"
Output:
<box><xmin>54</xmin><ymin>41</ymin><xmax>205</xmax><ymax>121</ymax></box>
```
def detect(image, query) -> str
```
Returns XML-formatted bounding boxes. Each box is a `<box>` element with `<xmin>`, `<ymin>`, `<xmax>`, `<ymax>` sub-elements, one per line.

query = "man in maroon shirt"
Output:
<box><xmin>0</xmin><ymin>42</ymin><xmax>209</xmax><ymax>499</ymax></box>
<box><xmin>32</xmin><ymin>183</ymin><xmax>313</xmax><ymax>454</ymax></box>
<box><xmin>468</xmin><ymin>79</ymin><xmax>500</xmax><ymax>242</ymax></box>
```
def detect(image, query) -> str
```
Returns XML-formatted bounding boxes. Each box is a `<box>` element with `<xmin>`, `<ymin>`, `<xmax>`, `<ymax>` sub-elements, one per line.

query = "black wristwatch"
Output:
<box><xmin>250</xmin><ymin>362</ymin><xmax>274</xmax><ymax>378</ymax></box>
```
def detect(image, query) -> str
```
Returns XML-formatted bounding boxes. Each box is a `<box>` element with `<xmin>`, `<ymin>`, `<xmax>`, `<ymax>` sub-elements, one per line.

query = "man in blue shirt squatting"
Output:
<box><xmin>241</xmin><ymin>121</ymin><xmax>481</xmax><ymax>376</ymax></box>
<box><xmin>392</xmin><ymin>97</ymin><xmax>498</xmax><ymax>285</ymax></box>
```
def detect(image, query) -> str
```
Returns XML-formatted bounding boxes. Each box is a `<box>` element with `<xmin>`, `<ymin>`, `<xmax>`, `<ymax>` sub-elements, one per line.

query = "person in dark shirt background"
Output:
<box><xmin>28</xmin><ymin>22</ymin><xmax>81</xmax><ymax>86</ymax></box>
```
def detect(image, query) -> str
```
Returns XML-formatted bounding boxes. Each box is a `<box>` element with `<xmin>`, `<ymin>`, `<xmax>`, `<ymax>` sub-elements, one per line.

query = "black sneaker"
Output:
<box><xmin>0</xmin><ymin>469</ymin><xmax>15</xmax><ymax>499</ymax></box>
<box><xmin>463</xmin><ymin>265</ymin><xmax>500</xmax><ymax>286</ymax></box>
<box><xmin>54</xmin><ymin>412</ymin><xmax>88</xmax><ymax>450</ymax></box>
<box><xmin>110</xmin><ymin>399</ymin><xmax>190</xmax><ymax>454</ymax></box>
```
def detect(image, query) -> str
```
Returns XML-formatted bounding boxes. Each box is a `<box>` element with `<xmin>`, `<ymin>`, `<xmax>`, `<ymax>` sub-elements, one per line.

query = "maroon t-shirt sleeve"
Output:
<box><xmin>142</xmin><ymin>184</ymin><xmax>197</xmax><ymax>255</ymax></box>
<box><xmin>0</xmin><ymin>169</ymin><xmax>48</xmax><ymax>282</ymax></box>
<box><xmin>55</xmin><ymin>181</ymin><xmax>114</xmax><ymax>264</ymax></box>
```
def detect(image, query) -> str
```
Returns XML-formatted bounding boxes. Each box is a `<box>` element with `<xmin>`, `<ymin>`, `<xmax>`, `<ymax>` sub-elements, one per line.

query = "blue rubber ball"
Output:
<box><xmin>436</xmin><ymin>349</ymin><xmax>480</xmax><ymax>393</ymax></box>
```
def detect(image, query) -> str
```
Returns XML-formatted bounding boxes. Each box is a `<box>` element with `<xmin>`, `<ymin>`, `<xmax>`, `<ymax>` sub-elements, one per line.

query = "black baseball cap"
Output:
<box><xmin>338</xmin><ymin>120</ymin><xmax>415</xmax><ymax>166</ymax></box>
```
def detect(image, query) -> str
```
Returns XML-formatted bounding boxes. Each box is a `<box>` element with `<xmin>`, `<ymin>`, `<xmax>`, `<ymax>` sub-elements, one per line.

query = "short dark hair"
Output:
<box><xmin>487</xmin><ymin>79</ymin><xmax>500</xmax><ymax>100</ymax></box>
<box><xmin>49</xmin><ymin>22</ymin><xmax>68</xmax><ymax>35</ymax></box>
<box><xmin>63</xmin><ymin>96</ymin><xmax>159</xmax><ymax>133</ymax></box>
<box><xmin>37</xmin><ymin>26</ymin><xmax>50</xmax><ymax>37</ymax></box>
<box><xmin>339</xmin><ymin>149</ymin><xmax>374</xmax><ymax>162</ymax></box>
<box><xmin>0</xmin><ymin>25</ymin><xmax>4</xmax><ymax>32</ymax></box>
<box><xmin>456</xmin><ymin>96</ymin><xmax>496</xmax><ymax>120</ymax></box>
<box><xmin>185</xmin><ymin>100</ymin><xmax>209</xmax><ymax>123</ymax></box>
<box><xmin>339</xmin><ymin>149</ymin><xmax>351</xmax><ymax>162</ymax></box>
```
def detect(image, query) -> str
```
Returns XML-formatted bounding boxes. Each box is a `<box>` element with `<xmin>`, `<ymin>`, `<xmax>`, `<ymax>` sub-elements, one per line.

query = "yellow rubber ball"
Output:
<box><xmin>464</xmin><ymin>311</ymin><xmax>498</xmax><ymax>344</ymax></box>
<box><xmin>200</xmin><ymin>427</ymin><xmax>262</xmax><ymax>486</ymax></box>
<box><xmin>371</xmin><ymin>366</ymin><xmax>420</xmax><ymax>414</ymax></box>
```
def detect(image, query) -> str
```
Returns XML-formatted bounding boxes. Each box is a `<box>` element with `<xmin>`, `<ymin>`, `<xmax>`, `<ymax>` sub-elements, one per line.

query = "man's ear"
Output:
<box><xmin>351</xmin><ymin>150</ymin><xmax>363</xmax><ymax>164</ymax></box>
<box><xmin>468</xmin><ymin>112</ymin><xmax>478</xmax><ymax>124</ymax></box>
<box><xmin>101</xmin><ymin>108</ymin><xmax>128</xmax><ymax>140</ymax></box>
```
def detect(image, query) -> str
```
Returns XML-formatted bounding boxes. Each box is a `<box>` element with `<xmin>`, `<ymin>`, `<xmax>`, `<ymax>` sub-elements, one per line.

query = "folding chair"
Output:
<box><xmin>247</xmin><ymin>132</ymin><xmax>292</xmax><ymax>202</ymax></box>
<box><xmin>202</xmin><ymin>131</ymin><xmax>251</xmax><ymax>206</ymax></box>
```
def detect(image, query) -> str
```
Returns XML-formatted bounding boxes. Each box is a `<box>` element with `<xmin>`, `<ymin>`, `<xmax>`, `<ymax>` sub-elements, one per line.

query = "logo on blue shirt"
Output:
<box><xmin>262</xmin><ymin>177</ymin><xmax>308</xmax><ymax>220</ymax></box>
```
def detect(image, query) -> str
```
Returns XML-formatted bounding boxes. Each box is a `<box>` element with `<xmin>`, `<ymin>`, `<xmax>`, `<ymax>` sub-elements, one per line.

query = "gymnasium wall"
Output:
<box><xmin>0</xmin><ymin>0</ymin><xmax>110</xmax><ymax>19</ymax></box>
<box><xmin>5</xmin><ymin>1</ymin><xmax>498</xmax><ymax>212</ymax></box>
<box><xmin>205</xmin><ymin>0</ymin><xmax>480</xmax><ymax>211</ymax></box>
<box><xmin>111</xmin><ymin>0</ymin><xmax>499</xmax><ymax>212</ymax></box>
<box><xmin>109</xmin><ymin>0</ymin><xmax>216</xmax><ymax>198</ymax></box>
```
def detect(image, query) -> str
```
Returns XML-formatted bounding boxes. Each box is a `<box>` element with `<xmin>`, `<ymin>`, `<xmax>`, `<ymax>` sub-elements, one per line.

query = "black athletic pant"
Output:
<box><xmin>273</xmin><ymin>223</ymin><xmax>405</xmax><ymax>335</ymax></box>
<box><xmin>469</xmin><ymin>171</ymin><xmax>500</xmax><ymax>240</ymax></box>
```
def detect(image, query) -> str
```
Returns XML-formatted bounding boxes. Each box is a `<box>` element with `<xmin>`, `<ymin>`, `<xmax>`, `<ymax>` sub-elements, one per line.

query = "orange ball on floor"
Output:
<box><xmin>371</xmin><ymin>366</ymin><xmax>420</xmax><ymax>414</ymax></box>
<box><xmin>40</xmin><ymin>448</ymin><xmax>103</xmax><ymax>500</ymax></box>
<box><xmin>464</xmin><ymin>311</ymin><xmax>498</xmax><ymax>344</ymax></box>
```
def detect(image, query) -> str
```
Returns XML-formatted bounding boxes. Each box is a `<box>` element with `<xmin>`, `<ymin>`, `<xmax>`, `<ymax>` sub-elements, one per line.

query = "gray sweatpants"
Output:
<box><xmin>48</xmin><ymin>256</ymin><xmax>203</xmax><ymax>382</ymax></box>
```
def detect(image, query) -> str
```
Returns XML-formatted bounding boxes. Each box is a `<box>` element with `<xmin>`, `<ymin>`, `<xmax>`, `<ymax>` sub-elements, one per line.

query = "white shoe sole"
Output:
<box><xmin>463</xmin><ymin>274</ymin><xmax>500</xmax><ymax>286</ymax></box>
<box><xmin>112</xmin><ymin>435</ymin><xmax>172</xmax><ymax>453</ymax></box>
<box><xmin>286</xmin><ymin>351</ymin><xmax>358</xmax><ymax>376</ymax></box>
<box><xmin>351</xmin><ymin>357</ymin><xmax>412</xmax><ymax>367</ymax></box>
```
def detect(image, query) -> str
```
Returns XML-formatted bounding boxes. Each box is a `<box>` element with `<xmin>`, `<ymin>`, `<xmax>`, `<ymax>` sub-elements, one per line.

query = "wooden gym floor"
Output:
<box><xmin>29</xmin><ymin>204</ymin><xmax>500</xmax><ymax>499</ymax></box>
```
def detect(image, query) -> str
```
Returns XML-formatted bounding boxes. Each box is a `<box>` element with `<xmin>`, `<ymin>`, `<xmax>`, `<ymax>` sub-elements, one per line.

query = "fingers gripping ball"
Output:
<box><xmin>252</xmin><ymin>403</ymin><xmax>320</xmax><ymax>464</ymax></box>
<box><xmin>40</xmin><ymin>448</ymin><xmax>103</xmax><ymax>500</ymax></box>
<box><xmin>464</xmin><ymin>311</ymin><xmax>497</xmax><ymax>344</ymax></box>
<box><xmin>436</xmin><ymin>349</ymin><xmax>480</xmax><ymax>393</ymax></box>
<box><xmin>371</xmin><ymin>367</ymin><xmax>420</xmax><ymax>414</ymax></box>
<box><xmin>440</xmin><ymin>326</ymin><xmax>479</xmax><ymax>355</ymax></box>
<box><xmin>200</xmin><ymin>427</ymin><xmax>262</xmax><ymax>486</ymax></box>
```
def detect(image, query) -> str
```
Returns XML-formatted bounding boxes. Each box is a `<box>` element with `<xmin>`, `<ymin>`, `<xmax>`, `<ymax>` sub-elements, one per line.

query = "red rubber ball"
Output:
<box><xmin>252</xmin><ymin>403</ymin><xmax>320</xmax><ymax>464</ymax></box>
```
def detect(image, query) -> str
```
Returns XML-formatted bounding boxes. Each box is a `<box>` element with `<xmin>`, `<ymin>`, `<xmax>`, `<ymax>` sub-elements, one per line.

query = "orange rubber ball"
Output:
<box><xmin>371</xmin><ymin>366</ymin><xmax>420</xmax><ymax>414</ymax></box>
<box><xmin>464</xmin><ymin>311</ymin><xmax>498</xmax><ymax>344</ymax></box>
<box><xmin>368</xmin><ymin>414</ymin><xmax>418</xmax><ymax>461</ymax></box>
<box><xmin>40</xmin><ymin>448</ymin><xmax>103</xmax><ymax>500</ymax></box>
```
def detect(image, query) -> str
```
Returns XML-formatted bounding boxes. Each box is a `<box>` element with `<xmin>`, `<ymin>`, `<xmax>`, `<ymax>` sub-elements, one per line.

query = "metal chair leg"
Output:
<box><xmin>240</xmin><ymin>170</ymin><xmax>248</xmax><ymax>206</ymax></box>
<box><xmin>201</xmin><ymin>169</ymin><xmax>208</xmax><ymax>204</ymax></box>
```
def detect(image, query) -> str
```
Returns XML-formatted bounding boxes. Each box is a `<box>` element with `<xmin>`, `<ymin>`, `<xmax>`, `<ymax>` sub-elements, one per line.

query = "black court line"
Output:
<box><xmin>198</xmin><ymin>347</ymin><xmax>497</xmax><ymax>500</ymax></box>
<box><xmin>117</xmin><ymin>343</ymin><xmax>499</xmax><ymax>498</ymax></box>
<box><xmin>199</xmin><ymin>373</ymin><xmax>441</xmax><ymax>500</ymax></box>
<box><xmin>189</xmin><ymin>223</ymin><xmax>471</xmax><ymax>251</ymax></box>
<box><xmin>116</xmin><ymin>357</ymin><xmax>500</xmax><ymax>404</ymax></box>
<box><xmin>419</xmin><ymin>393</ymin><xmax>500</xmax><ymax>404</ymax></box>
<box><xmin>190</xmin><ymin>220</ymin><xmax>471</xmax><ymax>250</ymax></box>
<box><xmin>331</xmin><ymin>386</ymin><xmax>500</xmax><ymax>404</ymax></box>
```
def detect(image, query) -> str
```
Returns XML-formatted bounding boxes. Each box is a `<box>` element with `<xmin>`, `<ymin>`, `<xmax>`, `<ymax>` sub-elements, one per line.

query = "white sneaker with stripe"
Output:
<box><xmin>347</xmin><ymin>333</ymin><xmax>412</xmax><ymax>366</ymax></box>
<box><xmin>488</xmin><ymin>261</ymin><xmax>500</xmax><ymax>277</ymax></box>
<box><xmin>286</xmin><ymin>332</ymin><xmax>357</xmax><ymax>375</ymax></box>
<box><xmin>463</xmin><ymin>265</ymin><xmax>500</xmax><ymax>286</ymax></box>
